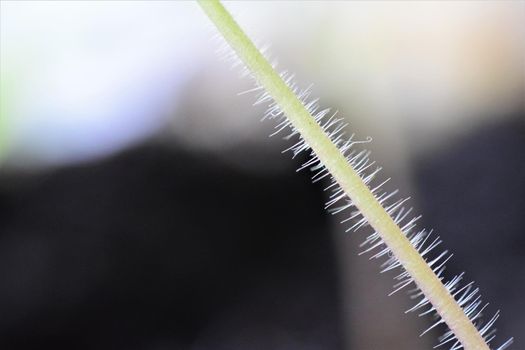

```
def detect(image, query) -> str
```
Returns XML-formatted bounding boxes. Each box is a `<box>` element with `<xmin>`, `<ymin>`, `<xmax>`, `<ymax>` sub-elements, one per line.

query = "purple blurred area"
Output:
<box><xmin>1</xmin><ymin>1</ymin><xmax>207</xmax><ymax>166</ymax></box>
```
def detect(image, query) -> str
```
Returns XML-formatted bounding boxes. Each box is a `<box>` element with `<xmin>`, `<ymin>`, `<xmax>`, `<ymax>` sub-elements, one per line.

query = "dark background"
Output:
<box><xmin>0</xmin><ymin>115</ymin><xmax>523</xmax><ymax>349</ymax></box>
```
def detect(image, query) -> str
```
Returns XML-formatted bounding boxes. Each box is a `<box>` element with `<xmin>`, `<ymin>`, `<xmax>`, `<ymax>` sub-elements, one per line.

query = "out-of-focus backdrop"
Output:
<box><xmin>1</xmin><ymin>1</ymin><xmax>524</xmax><ymax>350</ymax></box>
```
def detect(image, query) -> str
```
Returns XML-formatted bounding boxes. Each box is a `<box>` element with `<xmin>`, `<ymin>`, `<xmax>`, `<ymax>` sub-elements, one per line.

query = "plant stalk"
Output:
<box><xmin>197</xmin><ymin>1</ymin><xmax>491</xmax><ymax>349</ymax></box>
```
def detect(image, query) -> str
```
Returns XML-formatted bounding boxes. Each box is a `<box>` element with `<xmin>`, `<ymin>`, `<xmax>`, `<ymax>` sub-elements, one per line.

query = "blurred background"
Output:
<box><xmin>1</xmin><ymin>1</ymin><xmax>524</xmax><ymax>349</ymax></box>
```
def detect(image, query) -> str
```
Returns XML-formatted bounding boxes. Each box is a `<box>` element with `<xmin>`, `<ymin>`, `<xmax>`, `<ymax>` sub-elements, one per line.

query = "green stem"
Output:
<box><xmin>197</xmin><ymin>1</ymin><xmax>491</xmax><ymax>349</ymax></box>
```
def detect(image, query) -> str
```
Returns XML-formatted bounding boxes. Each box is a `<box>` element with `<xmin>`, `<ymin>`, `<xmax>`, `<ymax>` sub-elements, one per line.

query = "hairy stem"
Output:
<box><xmin>198</xmin><ymin>1</ymin><xmax>491</xmax><ymax>349</ymax></box>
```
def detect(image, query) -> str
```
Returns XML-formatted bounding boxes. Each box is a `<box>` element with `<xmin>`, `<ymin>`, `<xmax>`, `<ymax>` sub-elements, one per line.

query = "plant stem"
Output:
<box><xmin>197</xmin><ymin>1</ymin><xmax>491</xmax><ymax>349</ymax></box>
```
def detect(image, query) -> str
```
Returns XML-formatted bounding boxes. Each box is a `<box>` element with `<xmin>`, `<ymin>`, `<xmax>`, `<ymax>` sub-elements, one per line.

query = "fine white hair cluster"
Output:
<box><xmin>212</xmin><ymin>32</ymin><xmax>513</xmax><ymax>350</ymax></box>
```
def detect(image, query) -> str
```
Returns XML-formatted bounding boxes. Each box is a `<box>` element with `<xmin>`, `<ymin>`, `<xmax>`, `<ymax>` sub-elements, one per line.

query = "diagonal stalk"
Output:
<box><xmin>197</xmin><ymin>1</ymin><xmax>492</xmax><ymax>349</ymax></box>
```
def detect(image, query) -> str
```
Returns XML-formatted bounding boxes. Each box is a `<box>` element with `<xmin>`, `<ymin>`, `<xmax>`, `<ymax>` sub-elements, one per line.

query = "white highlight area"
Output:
<box><xmin>1</xmin><ymin>1</ymin><xmax>207</xmax><ymax>167</ymax></box>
